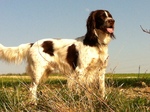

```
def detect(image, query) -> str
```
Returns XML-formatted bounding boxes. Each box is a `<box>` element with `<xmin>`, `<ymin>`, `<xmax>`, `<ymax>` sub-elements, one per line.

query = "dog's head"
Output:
<box><xmin>84</xmin><ymin>10</ymin><xmax>115</xmax><ymax>46</ymax></box>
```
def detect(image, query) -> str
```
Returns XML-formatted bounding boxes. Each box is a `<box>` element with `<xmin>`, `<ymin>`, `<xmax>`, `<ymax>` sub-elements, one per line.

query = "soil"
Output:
<box><xmin>119</xmin><ymin>87</ymin><xmax>150</xmax><ymax>100</ymax></box>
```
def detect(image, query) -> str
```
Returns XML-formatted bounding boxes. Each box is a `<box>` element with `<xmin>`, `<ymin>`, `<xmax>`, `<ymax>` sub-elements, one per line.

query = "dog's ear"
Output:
<box><xmin>84</xmin><ymin>11</ymin><xmax>98</xmax><ymax>46</ymax></box>
<box><xmin>86</xmin><ymin>11</ymin><xmax>96</xmax><ymax>33</ymax></box>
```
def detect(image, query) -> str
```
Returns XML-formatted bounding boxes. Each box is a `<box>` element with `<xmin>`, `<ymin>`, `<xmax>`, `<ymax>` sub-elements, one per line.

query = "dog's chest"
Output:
<box><xmin>77</xmin><ymin>46</ymin><xmax>101</xmax><ymax>67</ymax></box>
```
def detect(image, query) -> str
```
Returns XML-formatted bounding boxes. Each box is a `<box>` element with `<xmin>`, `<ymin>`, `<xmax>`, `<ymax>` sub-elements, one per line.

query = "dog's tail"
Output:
<box><xmin>0</xmin><ymin>43</ymin><xmax>33</xmax><ymax>64</ymax></box>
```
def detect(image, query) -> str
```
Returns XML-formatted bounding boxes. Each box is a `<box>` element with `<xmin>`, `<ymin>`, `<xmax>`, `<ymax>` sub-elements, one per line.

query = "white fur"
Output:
<box><xmin>0</xmin><ymin>43</ymin><xmax>31</xmax><ymax>63</ymax></box>
<box><xmin>105</xmin><ymin>11</ymin><xmax>108</xmax><ymax>17</ymax></box>
<box><xmin>0</xmin><ymin>10</ymin><xmax>114</xmax><ymax>104</ymax></box>
<box><xmin>0</xmin><ymin>33</ymin><xmax>111</xmax><ymax>103</ymax></box>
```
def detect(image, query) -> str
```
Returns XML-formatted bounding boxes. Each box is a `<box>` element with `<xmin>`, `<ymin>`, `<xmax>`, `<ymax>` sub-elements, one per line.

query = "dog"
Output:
<box><xmin>0</xmin><ymin>10</ymin><xmax>115</xmax><ymax>104</ymax></box>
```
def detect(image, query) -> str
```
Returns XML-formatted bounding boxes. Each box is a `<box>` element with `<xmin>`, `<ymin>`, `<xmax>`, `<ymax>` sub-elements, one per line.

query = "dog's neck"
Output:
<box><xmin>94</xmin><ymin>29</ymin><xmax>111</xmax><ymax>46</ymax></box>
<box><xmin>94</xmin><ymin>29</ymin><xmax>110</xmax><ymax>66</ymax></box>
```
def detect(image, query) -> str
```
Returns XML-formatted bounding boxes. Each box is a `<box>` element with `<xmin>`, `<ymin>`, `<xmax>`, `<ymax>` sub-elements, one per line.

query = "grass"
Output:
<box><xmin>0</xmin><ymin>73</ymin><xmax>150</xmax><ymax>111</ymax></box>
<box><xmin>106</xmin><ymin>73</ymin><xmax>150</xmax><ymax>88</ymax></box>
<box><xmin>106</xmin><ymin>73</ymin><xmax>150</xmax><ymax>78</ymax></box>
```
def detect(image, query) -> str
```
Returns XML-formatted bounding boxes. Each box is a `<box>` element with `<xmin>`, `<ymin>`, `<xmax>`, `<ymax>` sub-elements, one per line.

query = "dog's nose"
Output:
<box><xmin>108</xmin><ymin>19</ymin><xmax>115</xmax><ymax>24</ymax></box>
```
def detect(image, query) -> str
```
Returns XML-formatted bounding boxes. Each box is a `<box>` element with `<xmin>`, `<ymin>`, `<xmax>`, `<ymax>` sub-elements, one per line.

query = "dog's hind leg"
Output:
<box><xmin>27</xmin><ymin>63</ymin><xmax>48</xmax><ymax>105</ymax></box>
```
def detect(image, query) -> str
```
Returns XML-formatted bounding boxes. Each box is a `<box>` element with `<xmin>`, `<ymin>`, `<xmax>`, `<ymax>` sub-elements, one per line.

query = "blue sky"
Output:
<box><xmin>0</xmin><ymin>0</ymin><xmax>150</xmax><ymax>73</ymax></box>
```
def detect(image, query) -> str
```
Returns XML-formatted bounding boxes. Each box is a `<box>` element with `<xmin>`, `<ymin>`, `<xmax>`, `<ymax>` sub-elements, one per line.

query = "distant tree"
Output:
<box><xmin>140</xmin><ymin>25</ymin><xmax>150</xmax><ymax>34</ymax></box>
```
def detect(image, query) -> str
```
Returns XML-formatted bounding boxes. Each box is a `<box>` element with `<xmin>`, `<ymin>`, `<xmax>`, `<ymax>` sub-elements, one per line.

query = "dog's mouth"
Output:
<box><xmin>99</xmin><ymin>25</ymin><xmax>114</xmax><ymax>34</ymax></box>
<box><xmin>106</xmin><ymin>26</ymin><xmax>114</xmax><ymax>34</ymax></box>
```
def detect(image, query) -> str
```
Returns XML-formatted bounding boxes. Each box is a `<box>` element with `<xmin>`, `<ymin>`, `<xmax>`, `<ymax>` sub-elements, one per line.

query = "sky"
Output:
<box><xmin>0</xmin><ymin>0</ymin><xmax>150</xmax><ymax>74</ymax></box>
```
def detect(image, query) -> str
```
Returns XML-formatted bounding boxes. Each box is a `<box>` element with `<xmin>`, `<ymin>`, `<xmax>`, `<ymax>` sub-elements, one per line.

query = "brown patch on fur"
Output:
<box><xmin>66</xmin><ymin>44</ymin><xmax>79</xmax><ymax>70</ymax></box>
<box><xmin>30</xmin><ymin>43</ymin><xmax>34</xmax><ymax>47</ymax></box>
<box><xmin>42</xmin><ymin>41</ymin><xmax>54</xmax><ymax>56</ymax></box>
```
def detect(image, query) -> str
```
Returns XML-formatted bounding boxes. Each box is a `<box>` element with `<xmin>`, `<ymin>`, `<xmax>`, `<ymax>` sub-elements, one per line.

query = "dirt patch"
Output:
<box><xmin>119</xmin><ymin>87</ymin><xmax>150</xmax><ymax>100</ymax></box>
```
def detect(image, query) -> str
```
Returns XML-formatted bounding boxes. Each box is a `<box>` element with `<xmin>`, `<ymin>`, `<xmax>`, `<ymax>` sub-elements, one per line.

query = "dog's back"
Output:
<box><xmin>0</xmin><ymin>10</ymin><xmax>115</xmax><ymax>104</ymax></box>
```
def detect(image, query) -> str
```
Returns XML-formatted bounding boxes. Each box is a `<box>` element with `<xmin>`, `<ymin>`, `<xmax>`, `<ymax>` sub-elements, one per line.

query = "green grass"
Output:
<box><xmin>106</xmin><ymin>73</ymin><xmax>150</xmax><ymax>88</ymax></box>
<box><xmin>106</xmin><ymin>73</ymin><xmax>150</xmax><ymax>78</ymax></box>
<box><xmin>0</xmin><ymin>73</ymin><xmax>150</xmax><ymax>111</ymax></box>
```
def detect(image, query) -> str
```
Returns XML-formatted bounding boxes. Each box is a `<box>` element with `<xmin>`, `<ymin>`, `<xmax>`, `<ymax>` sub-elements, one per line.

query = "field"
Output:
<box><xmin>0</xmin><ymin>73</ymin><xmax>150</xmax><ymax>112</ymax></box>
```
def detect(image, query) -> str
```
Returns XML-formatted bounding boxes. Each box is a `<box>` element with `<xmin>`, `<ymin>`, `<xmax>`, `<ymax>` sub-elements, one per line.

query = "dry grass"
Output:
<box><xmin>0</xmin><ymin>74</ymin><xmax>150</xmax><ymax>111</ymax></box>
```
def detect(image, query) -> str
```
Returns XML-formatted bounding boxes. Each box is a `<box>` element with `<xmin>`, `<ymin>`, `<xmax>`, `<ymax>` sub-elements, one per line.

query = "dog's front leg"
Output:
<box><xmin>99</xmin><ymin>72</ymin><xmax>105</xmax><ymax>98</ymax></box>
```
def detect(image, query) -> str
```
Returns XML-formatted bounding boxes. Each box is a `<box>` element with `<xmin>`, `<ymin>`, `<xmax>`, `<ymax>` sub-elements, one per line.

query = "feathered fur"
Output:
<box><xmin>0</xmin><ymin>10</ymin><xmax>115</xmax><ymax>104</ymax></box>
<box><xmin>0</xmin><ymin>43</ymin><xmax>32</xmax><ymax>63</ymax></box>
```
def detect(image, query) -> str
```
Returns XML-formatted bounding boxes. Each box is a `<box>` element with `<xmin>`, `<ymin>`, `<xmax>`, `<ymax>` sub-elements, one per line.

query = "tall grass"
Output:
<box><xmin>0</xmin><ymin>74</ymin><xmax>150</xmax><ymax>111</ymax></box>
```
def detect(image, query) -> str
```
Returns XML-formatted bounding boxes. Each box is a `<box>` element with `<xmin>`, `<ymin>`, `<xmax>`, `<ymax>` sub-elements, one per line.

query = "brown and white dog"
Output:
<box><xmin>0</xmin><ymin>10</ymin><xmax>115</xmax><ymax>103</ymax></box>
